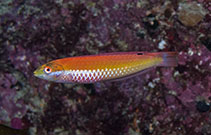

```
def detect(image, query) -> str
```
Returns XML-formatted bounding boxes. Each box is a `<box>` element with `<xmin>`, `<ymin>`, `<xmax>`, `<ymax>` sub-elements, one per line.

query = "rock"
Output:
<box><xmin>178</xmin><ymin>2</ymin><xmax>207</xmax><ymax>27</ymax></box>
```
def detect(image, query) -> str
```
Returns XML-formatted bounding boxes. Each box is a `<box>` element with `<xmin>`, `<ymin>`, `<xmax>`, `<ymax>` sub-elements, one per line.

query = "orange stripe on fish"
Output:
<box><xmin>34</xmin><ymin>52</ymin><xmax>178</xmax><ymax>83</ymax></box>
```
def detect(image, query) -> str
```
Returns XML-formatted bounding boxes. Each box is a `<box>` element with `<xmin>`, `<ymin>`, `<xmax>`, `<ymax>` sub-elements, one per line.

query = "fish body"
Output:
<box><xmin>0</xmin><ymin>124</ymin><xmax>28</xmax><ymax>135</ymax></box>
<box><xmin>34</xmin><ymin>52</ymin><xmax>177</xmax><ymax>83</ymax></box>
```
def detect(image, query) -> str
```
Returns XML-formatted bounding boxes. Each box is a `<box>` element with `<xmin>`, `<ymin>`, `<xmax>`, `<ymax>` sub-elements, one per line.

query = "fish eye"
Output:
<box><xmin>44</xmin><ymin>66</ymin><xmax>52</xmax><ymax>74</ymax></box>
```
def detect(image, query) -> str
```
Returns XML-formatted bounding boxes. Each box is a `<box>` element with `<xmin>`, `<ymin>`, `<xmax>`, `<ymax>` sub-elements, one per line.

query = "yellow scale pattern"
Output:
<box><xmin>62</xmin><ymin>56</ymin><xmax>159</xmax><ymax>83</ymax></box>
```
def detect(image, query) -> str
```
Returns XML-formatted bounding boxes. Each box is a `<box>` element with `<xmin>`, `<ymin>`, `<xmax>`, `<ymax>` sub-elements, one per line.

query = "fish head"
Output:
<box><xmin>34</xmin><ymin>62</ymin><xmax>64</xmax><ymax>82</ymax></box>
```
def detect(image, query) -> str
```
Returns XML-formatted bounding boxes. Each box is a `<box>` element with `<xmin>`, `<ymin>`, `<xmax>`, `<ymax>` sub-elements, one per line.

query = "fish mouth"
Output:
<box><xmin>33</xmin><ymin>70</ymin><xmax>40</xmax><ymax>77</ymax></box>
<box><xmin>33</xmin><ymin>68</ymin><xmax>43</xmax><ymax>78</ymax></box>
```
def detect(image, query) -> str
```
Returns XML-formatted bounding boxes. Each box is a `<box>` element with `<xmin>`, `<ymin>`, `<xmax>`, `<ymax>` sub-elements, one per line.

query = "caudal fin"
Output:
<box><xmin>159</xmin><ymin>52</ymin><xmax>178</xmax><ymax>67</ymax></box>
<box><xmin>145</xmin><ymin>52</ymin><xmax>178</xmax><ymax>67</ymax></box>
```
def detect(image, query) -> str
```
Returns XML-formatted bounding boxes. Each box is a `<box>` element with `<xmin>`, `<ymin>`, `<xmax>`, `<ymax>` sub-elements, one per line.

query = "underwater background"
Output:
<box><xmin>0</xmin><ymin>0</ymin><xmax>210</xmax><ymax>135</ymax></box>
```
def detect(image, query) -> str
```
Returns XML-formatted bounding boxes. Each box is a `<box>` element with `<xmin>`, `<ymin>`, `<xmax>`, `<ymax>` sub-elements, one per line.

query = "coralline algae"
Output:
<box><xmin>0</xmin><ymin>0</ymin><xmax>210</xmax><ymax>135</ymax></box>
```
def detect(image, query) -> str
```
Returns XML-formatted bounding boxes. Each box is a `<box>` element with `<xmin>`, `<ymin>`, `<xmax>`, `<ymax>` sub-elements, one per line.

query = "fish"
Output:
<box><xmin>0</xmin><ymin>124</ymin><xmax>28</xmax><ymax>135</ymax></box>
<box><xmin>34</xmin><ymin>52</ymin><xmax>178</xmax><ymax>83</ymax></box>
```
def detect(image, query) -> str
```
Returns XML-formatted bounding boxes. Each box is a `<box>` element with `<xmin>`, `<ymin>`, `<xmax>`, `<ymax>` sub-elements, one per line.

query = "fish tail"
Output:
<box><xmin>146</xmin><ymin>52</ymin><xmax>178</xmax><ymax>67</ymax></box>
<box><xmin>159</xmin><ymin>52</ymin><xmax>178</xmax><ymax>67</ymax></box>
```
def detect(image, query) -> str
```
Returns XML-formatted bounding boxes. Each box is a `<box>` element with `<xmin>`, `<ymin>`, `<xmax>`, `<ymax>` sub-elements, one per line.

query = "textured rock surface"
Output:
<box><xmin>0</xmin><ymin>0</ymin><xmax>210</xmax><ymax>135</ymax></box>
<box><xmin>178</xmin><ymin>2</ymin><xmax>207</xmax><ymax>27</ymax></box>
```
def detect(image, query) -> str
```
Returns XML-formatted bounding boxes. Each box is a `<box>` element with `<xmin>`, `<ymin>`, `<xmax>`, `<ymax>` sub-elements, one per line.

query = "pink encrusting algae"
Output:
<box><xmin>34</xmin><ymin>52</ymin><xmax>177</xmax><ymax>83</ymax></box>
<box><xmin>1</xmin><ymin>0</ymin><xmax>210</xmax><ymax>134</ymax></box>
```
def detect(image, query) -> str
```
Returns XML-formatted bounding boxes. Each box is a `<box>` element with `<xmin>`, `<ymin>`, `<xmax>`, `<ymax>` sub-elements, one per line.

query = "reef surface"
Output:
<box><xmin>0</xmin><ymin>0</ymin><xmax>210</xmax><ymax>135</ymax></box>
